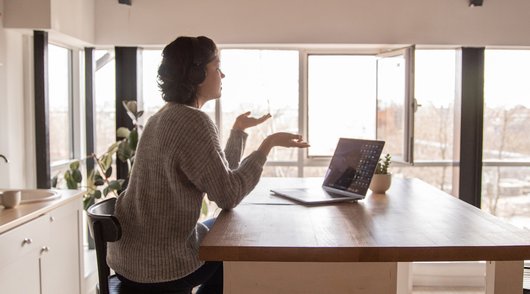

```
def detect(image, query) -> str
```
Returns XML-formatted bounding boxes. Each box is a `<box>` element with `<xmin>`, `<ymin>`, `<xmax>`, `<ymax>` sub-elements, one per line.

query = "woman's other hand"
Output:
<box><xmin>258</xmin><ymin>132</ymin><xmax>310</xmax><ymax>157</ymax></box>
<box><xmin>233</xmin><ymin>111</ymin><xmax>272</xmax><ymax>131</ymax></box>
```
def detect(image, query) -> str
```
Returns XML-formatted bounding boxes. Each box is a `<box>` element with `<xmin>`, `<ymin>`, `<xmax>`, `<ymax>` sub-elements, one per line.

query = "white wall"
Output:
<box><xmin>4</xmin><ymin>0</ymin><xmax>95</xmax><ymax>45</ymax></box>
<box><xmin>95</xmin><ymin>0</ymin><xmax>530</xmax><ymax>47</ymax></box>
<box><xmin>0</xmin><ymin>0</ymin><xmax>33</xmax><ymax>188</ymax></box>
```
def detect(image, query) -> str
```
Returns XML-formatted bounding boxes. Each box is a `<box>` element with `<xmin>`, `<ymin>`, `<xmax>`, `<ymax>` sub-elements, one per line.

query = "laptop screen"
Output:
<box><xmin>322</xmin><ymin>138</ymin><xmax>385</xmax><ymax>196</ymax></box>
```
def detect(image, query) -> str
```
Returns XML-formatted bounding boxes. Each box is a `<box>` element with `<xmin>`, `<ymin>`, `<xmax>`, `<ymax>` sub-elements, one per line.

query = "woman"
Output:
<box><xmin>107</xmin><ymin>36</ymin><xmax>309</xmax><ymax>293</ymax></box>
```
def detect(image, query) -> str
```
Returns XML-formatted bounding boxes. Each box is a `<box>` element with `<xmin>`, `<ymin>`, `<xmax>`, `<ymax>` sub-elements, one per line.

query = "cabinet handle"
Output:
<box><xmin>41</xmin><ymin>246</ymin><xmax>50</xmax><ymax>254</ymax></box>
<box><xmin>22</xmin><ymin>238</ymin><xmax>33</xmax><ymax>246</ymax></box>
<box><xmin>49</xmin><ymin>216</ymin><xmax>55</xmax><ymax>222</ymax></box>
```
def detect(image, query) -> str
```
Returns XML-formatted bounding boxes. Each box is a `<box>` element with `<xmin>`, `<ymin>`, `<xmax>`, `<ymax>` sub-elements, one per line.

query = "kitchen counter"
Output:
<box><xmin>0</xmin><ymin>189</ymin><xmax>84</xmax><ymax>234</ymax></box>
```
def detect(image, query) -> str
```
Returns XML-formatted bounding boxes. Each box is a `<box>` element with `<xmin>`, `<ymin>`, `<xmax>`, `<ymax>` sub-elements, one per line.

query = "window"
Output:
<box><xmin>220</xmin><ymin>49</ymin><xmax>299</xmax><ymax>164</ymax></box>
<box><xmin>48</xmin><ymin>44</ymin><xmax>73</xmax><ymax>164</ymax></box>
<box><xmin>376</xmin><ymin>47</ymin><xmax>415</xmax><ymax>164</ymax></box>
<box><xmin>142</xmin><ymin>50</ymin><xmax>164</xmax><ymax>123</ymax></box>
<box><xmin>395</xmin><ymin>49</ymin><xmax>458</xmax><ymax>195</ymax></box>
<box><xmin>94</xmin><ymin>50</ymin><xmax>116</xmax><ymax>157</ymax></box>
<box><xmin>483</xmin><ymin>49</ymin><xmax>530</xmax><ymax>229</ymax></box>
<box><xmin>307</xmin><ymin>55</ymin><xmax>376</xmax><ymax>157</ymax></box>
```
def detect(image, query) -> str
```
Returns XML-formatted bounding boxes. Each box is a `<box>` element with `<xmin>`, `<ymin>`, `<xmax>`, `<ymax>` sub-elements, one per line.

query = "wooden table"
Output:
<box><xmin>200</xmin><ymin>177</ymin><xmax>530</xmax><ymax>294</ymax></box>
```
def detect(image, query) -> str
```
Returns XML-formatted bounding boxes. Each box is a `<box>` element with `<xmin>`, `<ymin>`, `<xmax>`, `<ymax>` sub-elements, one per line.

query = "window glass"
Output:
<box><xmin>94</xmin><ymin>50</ymin><xmax>116</xmax><ymax>157</ymax></box>
<box><xmin>398</xmin><ymin>50</ymin><xmax>457</xmax><ymax>195</ymax></box>
<box><xmin>376</xmin><ymin>52</ymin><xmax>407</xmax><ymax>162</ymax></box>
<box><xmin>48</xmin><ymin>44</ymin><xmax>72</xmax><ymax>163</ymax></box>
<box><xmin>142</xmin><ymin>50</ymin><xmax>164</xmax><ymax>123</ymax></box>
<box><xmin>483</xmin><ymin>50</ymin><xmax>530</xmax><ymax>228</ymax></box>
<box><xmin>414</xmin><ymin>50</ymin><xmax>456</xmax><ymax>162</ymax></box>
<box><xmin>307</xmin><ymin>55</ymin><xmax>376</xmax><ymax>157</ymax></box>
<box><xmin>219</xmin><ymin>49</ymin><xmax>299</xmax><ymax>161</ymax></box>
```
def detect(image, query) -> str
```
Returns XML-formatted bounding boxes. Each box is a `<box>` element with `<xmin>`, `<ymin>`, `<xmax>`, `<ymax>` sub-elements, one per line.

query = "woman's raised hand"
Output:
<box><xmin>233</xmin><ymin>111</ymin><xmax>272</xmax><ymax>131</ymax></box>
<box><xmin>258</xmin><ymin>132</ymin><xmax>310</xmax><ymax>157</ymax></box>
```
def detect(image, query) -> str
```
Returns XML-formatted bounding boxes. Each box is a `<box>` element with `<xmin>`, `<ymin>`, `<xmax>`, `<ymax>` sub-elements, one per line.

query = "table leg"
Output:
<box><xmin>485</xmin><ymin>260</ymin><xmax>523</xmax><ymax>294</ymax></box>
<box><xmin>224</xmin><ymin>261</ymin><xmax>398</xmax><ymax>294</ymax></box>
<box><xmin>397</xmin><ymin>262</ymin><xmax>412</xmax><ymax>294</ymax></box>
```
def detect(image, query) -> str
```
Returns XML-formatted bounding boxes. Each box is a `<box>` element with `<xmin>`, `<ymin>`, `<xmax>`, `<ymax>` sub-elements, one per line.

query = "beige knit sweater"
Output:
<box><xmin>107</xmin><ymin>103</ymin><xmax>267</xmax><ymax>283</ymax></box>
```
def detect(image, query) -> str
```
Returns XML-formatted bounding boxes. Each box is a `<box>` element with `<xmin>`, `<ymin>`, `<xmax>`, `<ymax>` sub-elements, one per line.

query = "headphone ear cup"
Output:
<box><xmin>189</xmin><ymin>64</ymin><xmax>206</xmax><ymax>84</ymax></box>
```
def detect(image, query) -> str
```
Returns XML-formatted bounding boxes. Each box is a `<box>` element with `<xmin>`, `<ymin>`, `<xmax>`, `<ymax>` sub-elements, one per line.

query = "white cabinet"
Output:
<box><xmin>0</xmin><ymin>215</ymin><xmax>47</xmax><ymax>294</ymax></box>
<box><xmin>0</xmin><ymin>198</ymin><xmax>83</xmax><ymax>294</ymax></box>
<box><xmin>40</xmin><ymin>199</ymin><xmax>83</xmax><ymax>294</ymax></box>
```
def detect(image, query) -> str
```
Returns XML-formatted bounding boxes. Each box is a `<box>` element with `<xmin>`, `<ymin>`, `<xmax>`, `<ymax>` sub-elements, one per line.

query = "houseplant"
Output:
<box><xmin>369</xmin><ymin>153</ymin><xmax>392</xmax><ymax>193</ymax></box>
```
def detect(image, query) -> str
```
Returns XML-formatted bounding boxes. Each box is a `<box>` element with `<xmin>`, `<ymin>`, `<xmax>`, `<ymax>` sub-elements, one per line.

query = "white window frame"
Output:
<box><xmin>48</xmin><ymin>41</ymin><xmax>85</xmax><ymax>174</ymax></box>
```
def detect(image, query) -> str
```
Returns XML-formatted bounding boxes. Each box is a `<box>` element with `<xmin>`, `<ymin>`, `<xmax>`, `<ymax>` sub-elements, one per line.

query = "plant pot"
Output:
<box><xmin>369</xmin><ymin>174</ymin><xmax>392</xmax><ymax>194</ymax></box>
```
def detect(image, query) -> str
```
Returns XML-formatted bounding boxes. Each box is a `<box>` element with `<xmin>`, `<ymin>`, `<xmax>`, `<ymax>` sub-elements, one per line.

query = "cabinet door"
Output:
<box><xmin>0</xmin><ymin>215</ymin><xmax>48</xmax><ymax>294</ymax></box>
<box><xmin>40</xmin><ymin>200</ymin><xmax>83</xmax><ymax>294</ymax></box>
<box><xmin>0</xmin><ymin>251</ymin><xmax>41</xmax><ymax>294</ymax></box>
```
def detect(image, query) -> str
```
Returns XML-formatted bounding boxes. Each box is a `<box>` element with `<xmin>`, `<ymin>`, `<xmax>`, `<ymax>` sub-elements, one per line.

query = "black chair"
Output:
<box><xmin>87</xmin><ymin>197</ymin><xmax>193</xmax><ymax>294</ymax></box>
<box><xmin>87</xmin><ymin>197</ymin><xmax>125</xmax><ymax>294</ymax></box>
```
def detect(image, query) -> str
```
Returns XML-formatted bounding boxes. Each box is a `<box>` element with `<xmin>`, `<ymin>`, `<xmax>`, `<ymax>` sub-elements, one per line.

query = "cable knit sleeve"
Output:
<box><xmin>174</xmin><ymin>111</ymin><xmax>267</xmax><ymax>209</ymax></box>
<box><xmin>224</xmin><ymin>129</ymin><xmax>247</xmax><ymax>169</ymax></box>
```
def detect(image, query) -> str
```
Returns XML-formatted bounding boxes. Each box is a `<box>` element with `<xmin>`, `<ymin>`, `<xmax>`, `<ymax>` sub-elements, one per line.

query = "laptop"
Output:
<box><xmin>270</xmin><ymin>138</ymin><xmax>385</xmax><ymax>205</ymax></box>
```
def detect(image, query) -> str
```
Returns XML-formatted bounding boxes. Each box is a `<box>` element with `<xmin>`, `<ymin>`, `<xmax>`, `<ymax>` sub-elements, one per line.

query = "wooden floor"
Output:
<box><xmin>412</xmin><ymin>287</ymin><xmax>484</xmax><ymax>294</ymax></box>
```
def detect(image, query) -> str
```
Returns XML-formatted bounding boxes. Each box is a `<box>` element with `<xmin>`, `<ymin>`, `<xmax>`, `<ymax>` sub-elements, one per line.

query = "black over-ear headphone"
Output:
<box><xmin>188</xmin><ymin>37</ymin><xmax>206</xmax><ymax>84</ymax></box>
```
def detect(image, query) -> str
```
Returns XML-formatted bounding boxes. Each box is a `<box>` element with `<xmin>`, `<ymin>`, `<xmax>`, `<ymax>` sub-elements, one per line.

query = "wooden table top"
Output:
<box><xmin>200</xmin><ymin>177</ymin><xmax>530</xmax><ymax>262</ymax></box>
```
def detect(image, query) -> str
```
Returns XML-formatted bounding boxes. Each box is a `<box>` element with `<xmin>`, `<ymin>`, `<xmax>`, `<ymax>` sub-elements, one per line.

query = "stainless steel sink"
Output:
<box><xmin>0</xmin><ymin>189</ymin><xmax>61</xmax><ymax>204</ymax></box>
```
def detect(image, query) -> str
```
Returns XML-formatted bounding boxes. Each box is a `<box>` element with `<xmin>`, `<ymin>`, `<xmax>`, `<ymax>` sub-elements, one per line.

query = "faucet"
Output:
<box><xmin>0</xmin><ymin>154</ymin><xmax>8</xmax><ymax>163</ymax></box>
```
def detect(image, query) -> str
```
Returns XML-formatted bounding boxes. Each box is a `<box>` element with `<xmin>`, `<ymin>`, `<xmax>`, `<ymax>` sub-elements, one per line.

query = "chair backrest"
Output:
<box><xmin>87</xmin><ymin>197</ymin><xmax>121</xmax><ymax>294</ymax></box>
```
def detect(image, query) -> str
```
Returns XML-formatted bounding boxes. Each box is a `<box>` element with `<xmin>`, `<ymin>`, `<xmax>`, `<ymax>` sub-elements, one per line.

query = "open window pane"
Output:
<box><xmin>307</xmin><ymin>55</ymin><xmax>376</xmax><ymax>157</ymax></box>
<box><xmin>219</xmin><ymin>49</ymin><xmax>299</xmax><ymax>161</ymax></box>
<box><xmin>48</xmin><ymin>44</ymin><xmax>72</xmax><ymax>163</ymax></box>
<box><xmin>376</xmin><ymin>47</ymin><xmax>415</xmax><ymax>163</ymax></box>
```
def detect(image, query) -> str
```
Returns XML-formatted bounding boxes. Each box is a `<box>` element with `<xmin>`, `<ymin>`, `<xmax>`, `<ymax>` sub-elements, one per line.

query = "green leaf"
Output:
<box><xmin>106</xmin><ymin>141</ymin><xmax>120</xmax><ymax>154</ymax></box>
<box><xmin>94</xmin><ymin>189</ymin><xmax>102</xmax><ymax>199</ymax></box>
<box><xmin>103</xmin><ymin>186</ymin><xmax>110</xmax><ymax>196</ymax></box>
<box><xmin>108</xmin><ymin>180</ymin><xmax>123</xmax><ymax>191</ymax></box>
<box><xmin>128</xmin><ymin>129</ymin><xmax>138</xmax><ymax>151</ymax></box>
<box><xmin>83</xmin><ymin>196</ymin><xmax>95</xmax><ymax>210</ymax></box>
<box><xmin>65</xmin><ymin>171</ymin><xmax>78</xmax><ymax>189</ymax></box>
<box><xmin>51</xmin><ymin>175</ymin><xmax>58</xmax><ymax>188</ymax></box>
<box><xmin>69</xmin><ymin>161</ymin><xmax>80</xmax><ymax>170</ymax></box>
<box><xmin>94</xmin><ymin>173</ymin><xmax>105</xmax><ymax>186</ymax></box>
<box><xmin>72</xmin><ymin>169</ymin><xmax>82</xmax><ymax>183</ymax></box>
<box><xmin>117</xmin><ymin>127</ymin><xmax>130</xmax><ymax>139</ymax></box>
<box><xmin>105</xmin><ymin>166</ymin><xmax>113</xmax><ymax>178</ymax></box>
<box><xmin>117</xmin><ymin>141</ymin><xmax>132</xmax><ymax>162</ymax></box>
<box><xmin>101</xmin><ymin>154</ymin><xmax>113</xmax><ymax>171</ymax></box>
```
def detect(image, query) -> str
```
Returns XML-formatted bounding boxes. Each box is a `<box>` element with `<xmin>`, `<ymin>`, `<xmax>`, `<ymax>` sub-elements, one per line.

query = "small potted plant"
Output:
<box><xmin>370</xmin><ymin>153</ymin><xmax>392</xmax><ymax>193</ymax></box>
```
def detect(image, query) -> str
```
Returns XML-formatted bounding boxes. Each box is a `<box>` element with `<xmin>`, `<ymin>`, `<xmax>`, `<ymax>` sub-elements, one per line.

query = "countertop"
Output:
<box><xmin>0</xmin><ymin>189</ymin><xmax>84</xmax><ymax>234</ymax></box>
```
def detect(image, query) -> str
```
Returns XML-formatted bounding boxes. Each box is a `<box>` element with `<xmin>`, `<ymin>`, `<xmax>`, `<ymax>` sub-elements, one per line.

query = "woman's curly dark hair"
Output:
<box><xmin>157</xmin><ymin>36</ymin><xmax>217</xmax><ymax>105</ymax></box>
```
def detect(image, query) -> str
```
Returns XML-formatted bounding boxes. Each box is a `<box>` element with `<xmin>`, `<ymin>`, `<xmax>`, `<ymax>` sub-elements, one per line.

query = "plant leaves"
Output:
<box><xmin>108</xmin><ymin>180</ymin><xmax>123</xmax><ymax>191</ymax></box>
<box><xmin>72</xmin><ymin>169</ymin><xmax>83</xmax><ymax>183</ymax></box>
<box><xmin>117</xmin><ymin>127</ymin><xmax>130</xmax><ymax>139</ymax></box>
<box><xmin>69</xmin><ymin>161</ymin><xmax>80</xmax><ymax>170</ymax></box>
<box><xmin>105</xmin><ymin>166</ymin><xmax>113</xmax><ymax>178</ymax></box>
<box><xmin>94</xmin><ymin>174</ymin><xmax>105</xmax><ymax>186</ymax></box>
<box><xmin>94</xmin><ymin>189</ymin><xmax>102</xmax><ymax>199</ymax></box>
<box><xmin>51</xmin><ymin>174</ymin><xmax>58</xmax><ymax>188</ymax></box>
<box><xmin>83</xmin><ymin>196</ymin><xmax>95</xmax><ymax>210</ymax></box>
<box><xmin>117</xmin><ymin>141</ymin><xmax>132</xmax><ymax>162</ymax></box>
<box><xmin>128</xmin><ymin>129</ymin><xmax>138</xmax><ymax>151</ymax></box>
